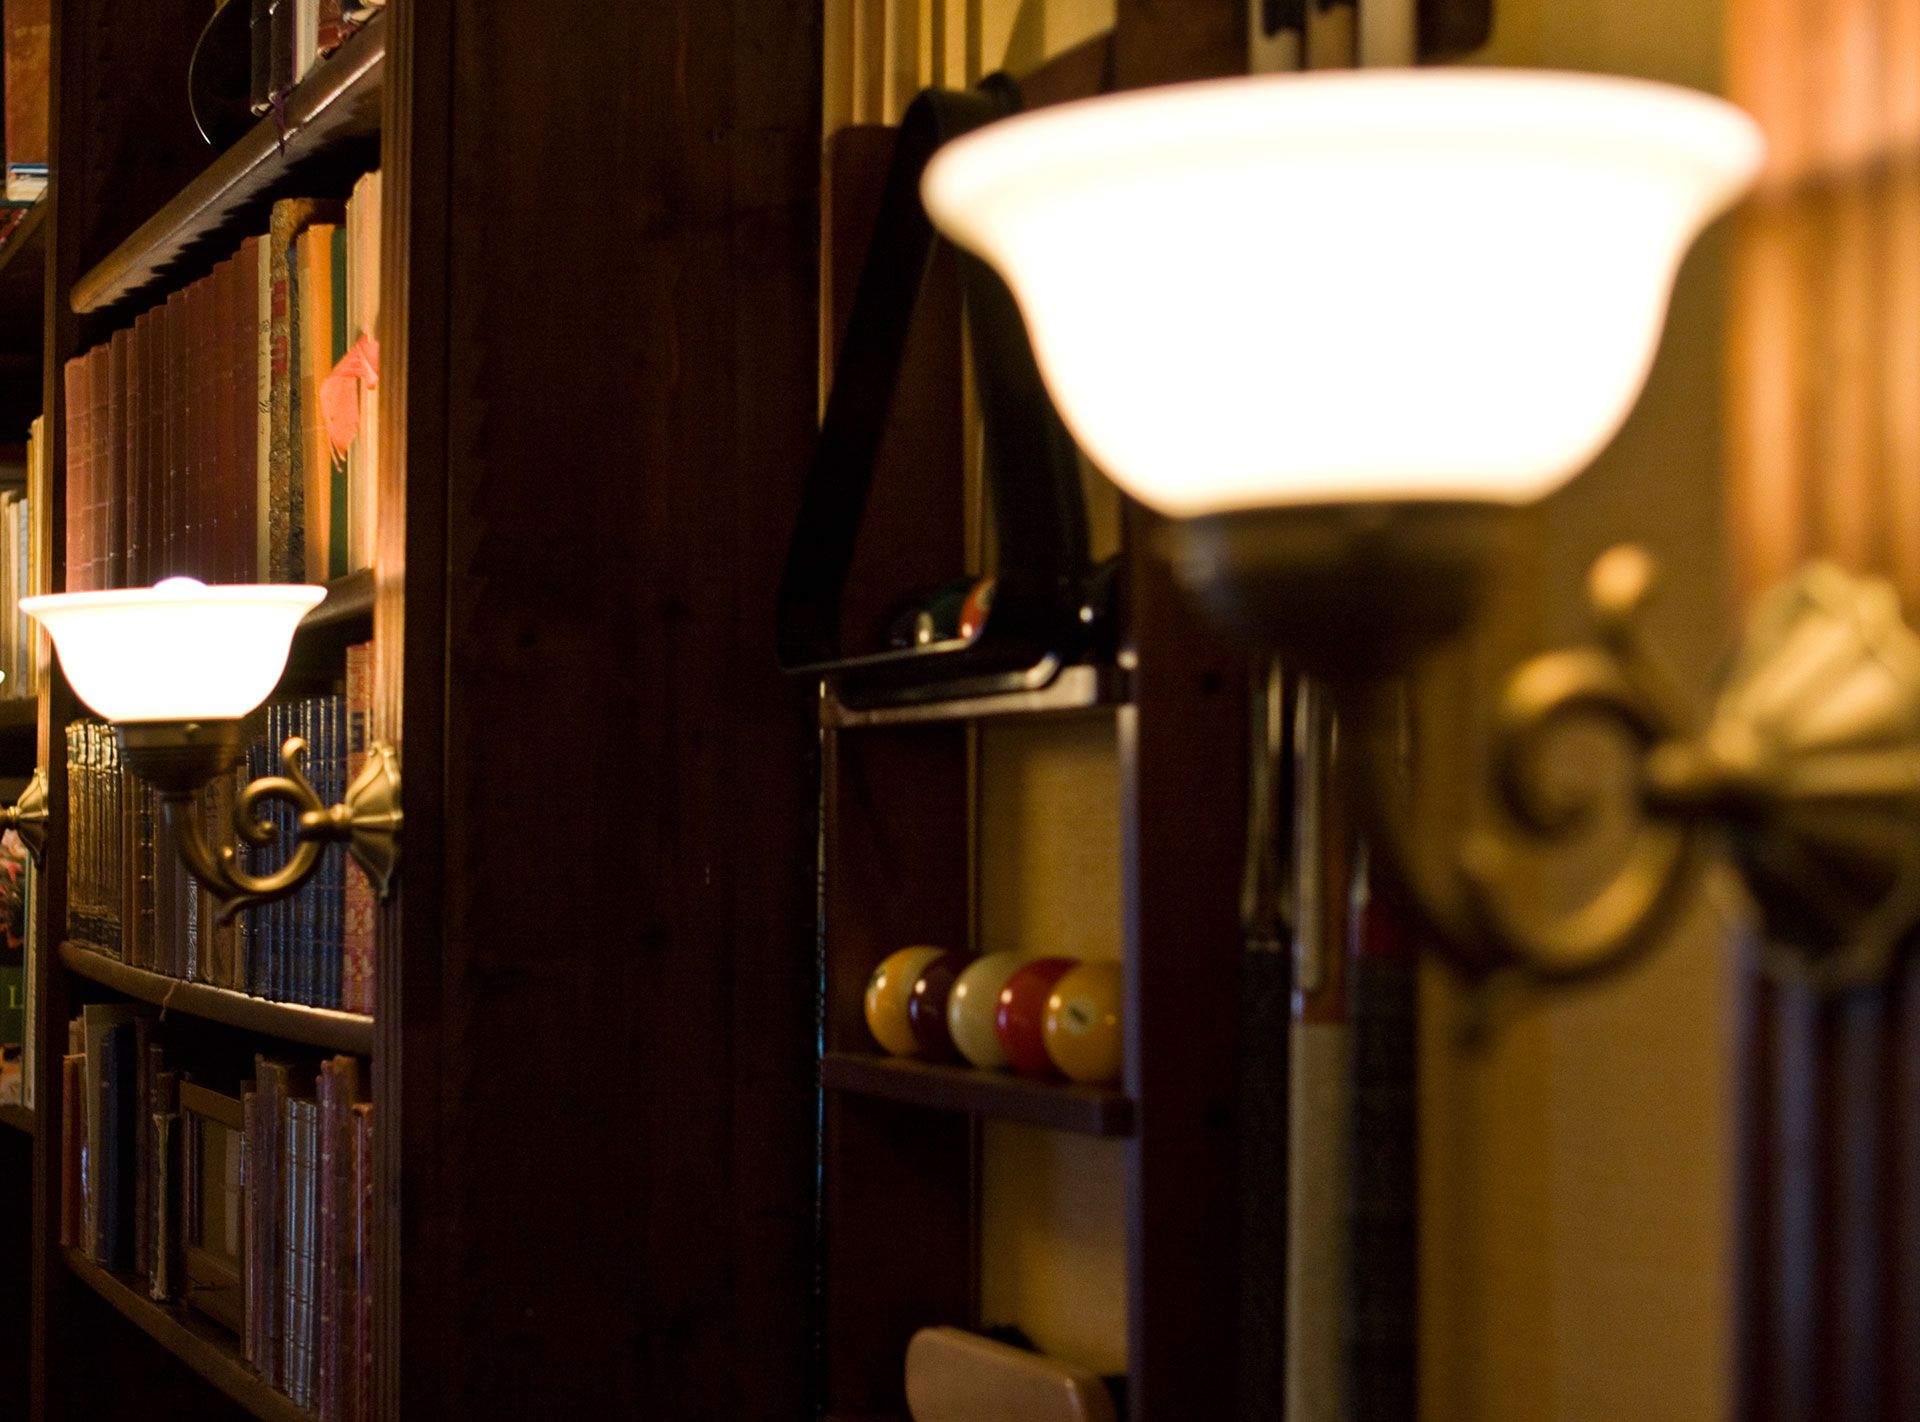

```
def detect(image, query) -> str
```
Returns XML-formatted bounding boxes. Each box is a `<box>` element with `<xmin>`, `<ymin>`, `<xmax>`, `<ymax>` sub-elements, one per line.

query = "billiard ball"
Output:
<box><xmin>945</xmin><ymin>952</ymin><xmax>1023</xmax><ymax>1069</ymax></box>
<box><xmin>957</xmin><ymin>577</ymin><xmax>995</xmax><ymax>642</ymax></box>
<box><xmin>864</xmin><ymin>946</ymin><xmax>948</xmax><ymax>1056</ymax></box>
<box><xmin>907</xmin><ymin>951</ymin><xmax>973</xmax><ymax>1061</ymax></box>
<box><xmin>1044</xmin><ymin>961</ymin><xmax>1123</xmax><ymax>1085</ymax></box>
<box><xmin>995</xmin><ymin>957</ymin><xmax>1079</xmax><ymax>1078</ymax></box>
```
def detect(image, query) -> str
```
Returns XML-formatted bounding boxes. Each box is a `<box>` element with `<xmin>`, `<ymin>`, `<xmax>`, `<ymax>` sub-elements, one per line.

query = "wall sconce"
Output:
<box><xmin>918</xmin><ymin>70</ymin><xmax>1910</xmax><ymax>989</ymax></box>
<box><xmin>1</xmin><ymin>767</ymin><xmax>49</xmax><ymax>864</ymax></box>
<box><xmin>21</xmin><ymin>578</ymin><xmax>402</xmax><ymax>918</ymax></box>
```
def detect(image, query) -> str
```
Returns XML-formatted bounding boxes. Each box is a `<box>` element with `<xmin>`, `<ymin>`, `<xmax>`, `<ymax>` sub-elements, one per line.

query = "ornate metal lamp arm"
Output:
<box><xmin>0</xmin><ymin>767</ymin><xmax>49</xmax><ymax>865</ymax></box>
<box><xmin>1331</xmin><ymin>548</ymin><xmax>1920</xmax><ymax>990</ymax></box>
<box><xmin>155</xmin><ymin>736</ymin><xmax>403</xmax><ymax>923</ymax></box>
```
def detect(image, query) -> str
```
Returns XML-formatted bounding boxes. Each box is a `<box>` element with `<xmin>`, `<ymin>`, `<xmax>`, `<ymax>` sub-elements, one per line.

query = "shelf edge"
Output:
<box><xmin>65</xmin><ymin>1249</ymin><xmax>315</xmax><ymax>1422</ymax></box>
<box><xmin>60</xmin><ymin>941</ymin><xmax>373</xmax><ymax>1055</ymax></box>
<box><xmin>821</xmin><ymin>1052</ymin><xmax>1134</xmax><ymax>1137</ymax></box>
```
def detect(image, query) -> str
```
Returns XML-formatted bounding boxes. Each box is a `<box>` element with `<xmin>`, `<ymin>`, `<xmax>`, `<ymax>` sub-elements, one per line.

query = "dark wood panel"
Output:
<box><xmin>822</xmin><ymin>1052</ymin><xmax>1134</xmax><ymax>1136</ymax></box>
<box><xmin>390</xmin><ymin>0</ymin><xmax>823</xmax><ymax>1416</ymax></box>
<box><xmin>58</xmin><ymin>940</ymin><xmax>374</xmax><ymax>1053</ymax></box>
<box><xmin>71</xmin><ymin>14</ymin><xmax>384</xmax><ymax>318</ymax></box>
<box><xmin>1108</xmin><ymin>7</ymin><xmax>1247</xmax><ymax>1421</ymax></box>
<box><xmin>0</xmin><ymin>1103</ymin><xmax>34</xmax><ymax>1135</ymax></box>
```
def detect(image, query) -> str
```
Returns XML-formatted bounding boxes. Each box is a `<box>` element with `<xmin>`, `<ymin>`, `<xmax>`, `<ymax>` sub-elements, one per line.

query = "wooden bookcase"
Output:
<box><xmin>6</xmin><ymin>0</ymin><xmax>1259</xmax><ymax>1418</ymax></box>
<box><xmin>14</xmin><ymin>0</ymin><xmax>828</xmax><ymax>1417</ymax></box>
<box><xmin>807</xmin><ymin>5</ymin><xmax>1250</xmax><ymax>1420</ymax></box>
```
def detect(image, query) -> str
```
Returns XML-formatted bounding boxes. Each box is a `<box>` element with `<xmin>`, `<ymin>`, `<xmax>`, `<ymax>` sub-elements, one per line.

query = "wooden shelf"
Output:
<box><xmin>60</xmin><ymin>941</ymin><xmax>372</xmax><ymax>1055</ymax></box>
<box><xmin>0</xmin><ymin>1103</ymin><xmax>31</xmax><ymax>1136</ymax></box>
<box><xmin>71</xmin><ymin>14</ymin><xmax>386</xmax><ymax>317</ymax></box>
<box><xmin>823</xmin><ymin>663</ymin><xmax>1129</xmax><ymax>729</ymax></box>
<box><xmin>820</xmin><ymin>1052</ymin><xmax>1134</xmax><ymax>1137</ymax></box>
<box><xmin>65</xmin><ymin>1248</ymin><xmax>313</xmax><ymax>1422</ymax></box>
<box><xmin>298</xmin><ymin>568</ymin><xmax>375</xmax><ymax>637</ymax></box>
<box><xmin>0</xmin><ymin>696</ymin><xmax>37</xmax><ymax>734</ymax></box>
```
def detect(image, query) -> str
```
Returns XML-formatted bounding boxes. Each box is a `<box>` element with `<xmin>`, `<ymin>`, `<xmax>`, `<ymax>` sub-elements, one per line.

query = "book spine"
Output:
<box><xmin>59</xmin><ymin>1052</ymin><xmax>81</xmax><ymax>1246</ymax></box>
<box><xmin>342</xmin><ymin>643</ymin><xmax>373</xmax><ymax>1014</ymax></box>
<box><xmin>87</xmin><ymin>343</ymin><xmax>108</xmax><ymax>592</ymax></box>
<box><xmin>164</xmin><ymin>289</ymin><xmax>187</xmax><ymax>580</ymax></box>
<box><xmin>350</xmin><ymin>1102</ymin><xmax>372</xmax><ymax>1422</ymax></box>
<box><xmin>150</xmin><ymin>1104</ymin><xmax>176</xmax><ymax>1301</ymax></box>
<box><xmin>235</xmin><ymin>237</ymin><xmax>263</xmax><ymax>584</ymax></box>
<box><xmin>241</xmin><ymin>1084</ymin><xmax>259</xmax><ymax>1366</ymax></box>
<box><xmin>106</xmin><ymin>331</ymin><xmax>128</xmax><ymax>588</ymax></box>
<box><xmin>60</xmin><ymin>355</ymin><xmax>82</xmax><ymax>591</ymax></box>
<box><xmin>131</xmin><ymin>1018</ymin><xmax>153</xmax><ymax>1277</ymax></box>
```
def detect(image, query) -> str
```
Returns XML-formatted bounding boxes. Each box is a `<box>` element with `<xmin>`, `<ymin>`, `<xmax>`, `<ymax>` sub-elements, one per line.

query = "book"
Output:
<box><xmin>1</xmin><ymin>0</ymin><xmax>48</xmax><ymax>204</ymax></box>
<box><xmin>342</xmin><ymin>641</ymin><xmax>374</xmax><ymax>1013</ymax></box>
<box><xmin>350</xmin><ymin>1102</ymin><xmax>372</xmax><ymax>1422</ymax></box>
<box><xmin>284</xmin><ymin>1094</ymin><xmax>319</xmax><ymax>1406</ymax></box>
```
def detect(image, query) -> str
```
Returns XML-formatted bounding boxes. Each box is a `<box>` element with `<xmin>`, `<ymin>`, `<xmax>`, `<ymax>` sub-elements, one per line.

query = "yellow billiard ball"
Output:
<box><xmin>1044</xmin><ymin>961</ymin><xmax>1124</xmax><ymax>1085</ymax></box>
<box><xmin>864</xmin><ymin>946</ymin><xmax>948</xmax><ymax>1056</ymax></box>
<box><xmin>945</xmin><ymin>952</ymin><xmax>1023</xmax><ymax>1069</ymax></box>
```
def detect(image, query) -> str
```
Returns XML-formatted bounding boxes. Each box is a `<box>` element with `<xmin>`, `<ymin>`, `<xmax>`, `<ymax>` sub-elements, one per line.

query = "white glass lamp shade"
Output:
<box><xmin>922</xmin><ymin>70</ymin><xmax>1766</xmax><ymax>517</ymax></box>
<box><xmin>21</xmin><ymin>578</ymin><xmax>325</xmax><ymax>723</ymax></box>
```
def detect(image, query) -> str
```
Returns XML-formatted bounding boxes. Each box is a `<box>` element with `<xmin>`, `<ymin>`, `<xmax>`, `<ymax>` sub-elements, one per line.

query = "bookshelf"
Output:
<box><xmin>22</xmin><ymin>0</ymin><xmax>830</xmax><ymax>1417</ymax></box>
<box><xmin>807</xmin><ymin>11</ymin><xmax>1249</xmax><ymax>1418</ymax></box>
<box><xmin>0</xmin><ymin>1103</ymin><xmax>30</xmax><ymax>1135</ymax></box>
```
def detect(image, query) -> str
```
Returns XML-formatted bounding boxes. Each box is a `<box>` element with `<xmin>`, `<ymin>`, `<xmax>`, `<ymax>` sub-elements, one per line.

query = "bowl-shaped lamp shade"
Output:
<box><xmin>21</xmin><ymin>578</ymin><xmax>325</xmax><ymax>723</ymax></box>
<box><xmin>921</xmin><ymin>70</ymin><xmax>1766</xmax><ymax>517</ymax></box>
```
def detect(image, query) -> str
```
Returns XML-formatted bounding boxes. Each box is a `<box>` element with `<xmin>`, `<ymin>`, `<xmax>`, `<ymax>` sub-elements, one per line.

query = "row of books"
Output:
<box><xmin>248</xmin><ymin>0</ymin><xmax>384</xmax><ymax>120</ymax></box>
<box><xmin>65</xmin><ymin>173</ymin><xmax>383</xmax><ymax>593</ymax></box>
<box><xmin>0</xmin><ymin>829</ymin><xmax>32</xmax><ymax>1107</ymax></box>
<box><xmin>65</xmin><ymin>641</ymin><xmax>376</xmax><ymax>1014</ymax></box>
<box><xmin>0</xmin><ymin>414</ymin><xmax>41</xmax><ymax>698</ymax></box>
<box><xmin>59</xmin><ymin>1008</ymin><xmax>373</xmax><ymax>1421</ymax></box>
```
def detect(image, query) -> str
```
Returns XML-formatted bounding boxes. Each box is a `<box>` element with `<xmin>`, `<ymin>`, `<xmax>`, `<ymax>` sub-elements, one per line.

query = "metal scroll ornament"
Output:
<box><xmin>162</xmin><ymin>736</ymin><xmax>404</xmax><ymax>922</ymax></box>
<box><xmin>1388</xmin><ymin>548</ymin><xmax>1920</xmax><ymax>989</ymax></box>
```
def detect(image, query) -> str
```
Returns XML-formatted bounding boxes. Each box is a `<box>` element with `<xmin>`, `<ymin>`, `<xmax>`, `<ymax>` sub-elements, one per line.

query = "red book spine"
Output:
<box><xmin>317</xmin><ymin>0</ymin><xmax>345</xmax><ymax>54</ymax></box>
<box><xmin>60</xmin><ymin>355</ymin><xmax>85</xmax><ymax>591</ymax></box>
<box><xmin>316</xmin><ymin>1061</ymin><xmax>340</xmax><ymax>1422</ymax></box>
<box><xmin>87</xmin><ymin>343</ymin><xmax>110</xmax><ymax>592</ymax></box>
<box><xmin>189</xmin><ymin>272</ymin><xmax>214</xmax><ymax>580</ymax></box>
<box><xmin>351</xmin><ymin>1102</ymin><xmax>372</xmax><ymax>1422</ymax></box>
<box><xmin>164</xmin><ymin>289</ymin><xmax>189</xmax><ymax>580</ymax></box>
<box><xmin>125</xmin><ymin>316</ymin><xmax>147</xmax><ymax>587</ymax></box>
<box><xmin>106</xmin><ymin>331</ymin><xmax>128</xmax><ymax>588</ymax></box>
<box><xmin>233</xmin><ymin>239</ymin><xmax>263</xmax><ymax>583</ymax></box>
<box><xmin>144</xmin><ymin>304</ymin><xmax>165</xmax><ymax>585</ymax></box>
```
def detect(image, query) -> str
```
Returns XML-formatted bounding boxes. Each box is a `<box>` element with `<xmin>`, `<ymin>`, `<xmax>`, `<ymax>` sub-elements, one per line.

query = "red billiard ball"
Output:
<box><xmin>864</xmin><ymin>946</ymin><xmax>948</xmax><ymax>1056</ymax></box>
<box><xmin>994</xmin><ymin>957</ymin><xmax>1078</xmax><ymax>1078</ymax></box>
<box><xmin>907</xmin><ymin>952</ymin><xmax>973</xmax><ymax>1061</ymax></box>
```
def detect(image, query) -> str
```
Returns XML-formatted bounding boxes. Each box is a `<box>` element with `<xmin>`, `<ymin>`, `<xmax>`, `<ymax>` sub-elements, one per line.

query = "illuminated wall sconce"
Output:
<box><xmin>21</xmin><ymin>578</ymin><xmax>401</xmax><ymax>918</ymax></box>
<box><xmin>922</xmin><ymin>70</ymin><xmax>1920</xmax><ymax>989</ymax></box>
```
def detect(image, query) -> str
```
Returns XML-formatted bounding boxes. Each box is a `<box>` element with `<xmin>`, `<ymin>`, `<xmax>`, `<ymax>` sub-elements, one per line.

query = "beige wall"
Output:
<box><xmin>1421</xmin><ymin>1</ymin><xmax>1737</xmax><ymax>1420</ymax></box>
